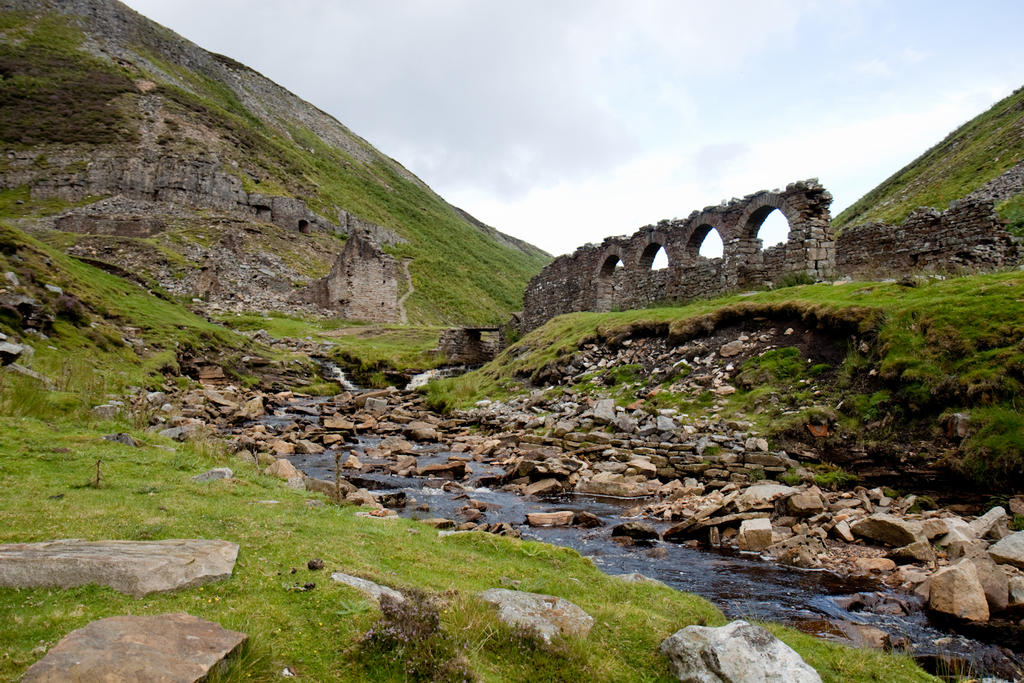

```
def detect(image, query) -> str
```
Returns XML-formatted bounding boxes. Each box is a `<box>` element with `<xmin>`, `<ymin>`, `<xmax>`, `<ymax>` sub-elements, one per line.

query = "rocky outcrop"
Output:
<box><xmin>21</xmin><ymin>613</ymin><xmax>247</xmax><ymax>683</ymax></box>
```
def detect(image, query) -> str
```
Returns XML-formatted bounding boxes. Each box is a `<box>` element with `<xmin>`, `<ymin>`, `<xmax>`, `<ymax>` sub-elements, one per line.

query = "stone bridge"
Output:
<box><xmin>521</xmin><ymin>179</ymin><xmax>835</xmax><ymax>330</ymax></box>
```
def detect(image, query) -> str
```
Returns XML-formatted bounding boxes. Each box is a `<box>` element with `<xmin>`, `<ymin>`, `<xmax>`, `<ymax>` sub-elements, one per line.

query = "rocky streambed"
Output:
<box><xmin>121</xmin><ymin>376</ymin><xmax>1024</xmax><ymax>680</ymax></box>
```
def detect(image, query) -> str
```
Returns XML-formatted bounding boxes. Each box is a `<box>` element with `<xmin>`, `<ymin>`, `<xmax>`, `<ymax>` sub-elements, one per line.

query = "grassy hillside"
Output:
<box><xmin>428</xmin><ymin>272</ymin><xmax>1024</xmax><ymax>487</ymax></box>
<box><xmin>0</xmin><ymin>4</ymin><xmax>550</xmax><ymax>324</ymax></box>
<box><xmin>834</xmin><ymin>86</ymin><xmax>1024</xmax><ymax>229</ymax></box>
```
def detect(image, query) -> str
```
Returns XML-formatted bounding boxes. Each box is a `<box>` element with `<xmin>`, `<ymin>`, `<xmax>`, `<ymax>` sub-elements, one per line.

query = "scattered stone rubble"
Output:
<box><xmin>132</xmin><ymin>370</ymin><xmax>1024</xmax><ymax>638</ymax></box>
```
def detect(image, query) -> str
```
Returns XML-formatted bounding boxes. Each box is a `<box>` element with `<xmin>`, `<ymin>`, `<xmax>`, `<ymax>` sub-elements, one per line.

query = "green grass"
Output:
<box><xmin>996</xmin><ymin>191</ymin><xmax>1024</xmax><ymax>237</ymax></box>
<box><xmin>0</xmin><ymin>12</ymin><xmax>138</xmax><ymax>146</ymax></box>
<box><xmin>430</xmin><ymin>271</ymin><xmax>1024</xmax><ymax>485</ymax></box>
<box><xmin>834</xmin><ymin>85</ymin><xmax>1024</xmax><ymax>228</ymax></box>
<box><xmin>0</xmin><ymin>413</ymin><xmax>936</xmax><ymax>682</ymax></box>
<box><xmin>1</xmin><ymin>10</ymin><xmax>549</xmax><ymax>325</ymax></box>
<box><xmin>0</xmin><ymin>221</ymin><xmax>259</xmax><ymax>407</ymax></box>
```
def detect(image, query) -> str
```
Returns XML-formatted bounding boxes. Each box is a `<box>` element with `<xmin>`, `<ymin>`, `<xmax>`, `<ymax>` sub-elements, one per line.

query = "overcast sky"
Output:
<box><xmin>122</xmin><ymin>0</ymin><xmax>1023</xmax><ymax>256</ymax></box>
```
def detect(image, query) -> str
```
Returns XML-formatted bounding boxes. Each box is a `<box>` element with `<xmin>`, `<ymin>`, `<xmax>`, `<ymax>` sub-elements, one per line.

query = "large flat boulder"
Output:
<box><xmin>659</xmin><ymin>619</ymin><xmax>821</xmax><ymax>682</ymax></box>
<box><xmin>988</xmin><ymin>531</ymin><xmax>1024</xmax><ymax>569</ymax></box>
<box><xmin>733</xmin><ymin>484</ymin><xmax>798</xmax><ymax>512</ymax></box>
<box><xmin>0</xmin><ymin>539</ymin><xmax>238</xmax><ymax>597</ymax></box>
<box><xmin>850</xmin><ymin>514</ymin><xmax>923</xmax><ymax>547</ymax></box>
<box><xmin>21</xmin><ymin>613</ymin><xmax>246</xmax><ymax>682</ymax></box>
<box><xmin>478</xmin><ymin>588</ymin><xmax>593</xmax><ymax>643</ymax></box>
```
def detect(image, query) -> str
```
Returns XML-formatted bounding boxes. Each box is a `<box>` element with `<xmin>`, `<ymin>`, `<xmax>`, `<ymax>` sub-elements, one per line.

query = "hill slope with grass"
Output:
<box><xmin>0</xmin><ymin>0</ymin><xmax>550</xmax><ymax>324</ymax></box>
<box><xmin>834</xmin><ymin>86</ymin><xmax>1024</xmax><ymax>233</ymax></box>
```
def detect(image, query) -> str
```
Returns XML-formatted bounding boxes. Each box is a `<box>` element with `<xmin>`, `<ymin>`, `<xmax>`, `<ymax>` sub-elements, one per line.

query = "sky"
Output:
<box><xmin>121</xmin><ymin>0</ymin><xmax>1024</xmax><ymax>257</ymax></box>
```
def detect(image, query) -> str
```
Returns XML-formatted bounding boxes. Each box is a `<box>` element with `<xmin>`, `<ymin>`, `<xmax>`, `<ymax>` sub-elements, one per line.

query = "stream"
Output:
<box><xmin>262</xmin><ymin>395</ymin><xmax>1020</xmax><ymax>679</ymax></box>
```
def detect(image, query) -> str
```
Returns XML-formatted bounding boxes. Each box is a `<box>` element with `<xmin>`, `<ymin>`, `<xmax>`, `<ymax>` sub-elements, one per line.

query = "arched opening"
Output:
<box><xmin>599</xmin><ymin>254</ymin><xmax>623</xmax><ymax>276</ymax></box>
<box><xmin>749</xmin><ymin>207</ymin><xmax>789</xmax><ymax>247</ymax></box>
<box><xmin>298</xmin><ymin>219</ymin><xmax>310</xmax><ymax>234</ymax></box>
<box><xmin>687</xmin><ymin>224</ymin><xmax>724</xmax><ymax>259</ymax></box>
<box><xmin>639</xmin><ymin>243</ymin><xmax>669</xmax><ymax>270</ymax></box>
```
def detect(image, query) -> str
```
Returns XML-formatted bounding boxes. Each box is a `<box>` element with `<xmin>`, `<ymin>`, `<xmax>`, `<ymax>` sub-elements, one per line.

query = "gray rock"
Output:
<box><xmin>734</xmin><ymin>484</ymin><xmax>798</xmax><ymax>512</ymax></box>
<box><xmin>592</xmin><ymin>399</ymin><xmax>616</xmax><ymax>424</ymax></box>
<box><xmin>103</xmin><ymin>433</ymin><xmax>138</xmax><ymax>447</ymax></box>
<box><xmin>21</xmin><ymin>613</ymin><xmax>246</xmax><ymax>683</ymax></box>
<box><xmin>0</xmin><ymin>539</ymin><xmax>239</xmax><ymax>597</ymax></box>
<box><xmin>478</xmin><ymin>588</ymin><xmax>593</xmax><ymax>643</ymax></box>
<box><xmin>850</xmin><ymin>513</ymin><xmax>923</xmax><ymax>547</ymax></box>
<box><xmin>145</xmin><ymin>391</ymin><xmax>168</xmax><ymax>406</ymax></box>
<box><xmin>405</xmin><ymin>420</ymin><xmax>440</xmax><ymax>441</ymax></box>
<box><xmin>364</xmin><ymin>396</ymin><xmax>388</xmax><ymax>415</ymax></box>
<box><xmin>192</xmin><ymin>467</ymin><xmax>233</xmax><ymax>482</ymax></box>
<box><xmin>970</xmin><ymin>506</ymin><xmax>1007</xmax><ymax>538</ymax></box>
<box><xmin>612</xmin><ymin>413</ymin><xmax>637</xmax><ymax>434</ymax></box>
<box><xmin>0</xmin><ymin>341</ymin><xmax>24</xmax><ymax>365</ymax></box>
<box><xmin>659</xmin><ymin>619</ymin><xmax>821</xmax><ymax>682</ymax></box>
<box><xmin>331</xmin><ymin>572</ymin><xmax>405</xmax><ymax>604</ymax></box>
<box><xmin>656</xmin><ymin>414</ymin><xmax>677</xmax><ymax>433</ymax></box>
<box><xmin>91</xmin><ymin>402</ymin><xmax>124</xmax><ymax>420</ymax></box>
<box><xmin>613</xmin><ymin>572</ymin><xmax>669</xmax><ymax>588</ymax></box>
<box><xmin>1009</xmin><ymin>575</ymin><xmax>1024</xmax><ymax>607</ymax></box>
<box><xmin>988</xmin><ymin>531</ymin><xmax>1024</xmax><ymax>568</ymax></box>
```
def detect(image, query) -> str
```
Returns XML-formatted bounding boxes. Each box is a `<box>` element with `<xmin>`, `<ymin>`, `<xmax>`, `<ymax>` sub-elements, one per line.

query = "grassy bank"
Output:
<box><xmin>427</xmin><ymin>271</ymin><xmax>1024</xmax><ymax>486</ymax></box>
<box><xmin>0</xmin><ymin>412</ymin><xmax>935</xmax><ymax>682</ymax></box>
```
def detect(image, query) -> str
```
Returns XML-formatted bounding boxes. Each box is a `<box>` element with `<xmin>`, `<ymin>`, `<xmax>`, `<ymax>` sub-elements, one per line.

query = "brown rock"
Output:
<box><xmin>417</xmin><ymin>461</ymin><xmax>467</xmax><ymax>479</ymax></box>
<box><xmin>719</xmin><ymin>340</ymin><xmax>744</xmax><ymax>357</ymax></box>
<box><xmin>294</xmin><ymin>439</ymin><xmax>323</xmax><ymax>455</ymax></box>
<box><xmin>887</xmin><ymin>540</ymin><xmax>936</xmax><ymax>565</ymax></box>
<box><xmin>524</xmin><ymin>478</ymin><xmax>562</xmax><ymax>496</ymax></box>
<box><xmin>786</xmin><ymin>493</ymin><xmax>825</xmax><ymax>517</ymax></box>
<box><xmin>405</xmin><ymin>420</ymin><xmax>441</xmax><ymax>441</ymax></box>
<box><xmin>611</xmin><ymin>522</ymin><xmax>659</xmax><ymax>541</ymax></box>
<box><xmin>853</xmin><ymin>557</ymin><xmax>897</xmax><ymax>573</ymax></box>
<box><xmin>21</xmin><ymin>613</ymin><xmax>246</xmax><ymax>683</ymax></box>
<box><xmin>850</xmin><ymin>514</ymin><xmax>922</xmax><ymax>547</ymax></box>
<box><xmin>264</xmin><ymin>458</ymin><xmax>300</xmax><ymax>480</ymax></box>
<box><xmin>323</xmin><ymin>416</ymin><xmax>355</xmax><ymax>430</ymax></box>
<box><xmin>928</xmin><ymin>559</ymin><xmax>990</xmax><ymax>622</ymax></box>
<box><xmin>737</xmin><ymin>518</ymin><xmax>773</xmax><ymax>552</ymax></box>
<box><xmin>270</xmin><ymin>439</ymin><xmax>295</xmax><ymax>456</ymax></box>
<box><xmin>526</xmin><ymin>511</ymin><xmax>575</xmax><ymax>527</ymax></box>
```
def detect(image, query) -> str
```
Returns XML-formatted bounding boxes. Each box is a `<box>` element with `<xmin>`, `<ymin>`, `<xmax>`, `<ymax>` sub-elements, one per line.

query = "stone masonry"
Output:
<box><xmin>303</xmin><ymin>230</ymin><xmax>402</xmax><ymax>323</ymax></box>
<box><xmin>522</xmin><ymin>177</ymin><xmax>1022</xmax><ymax>331</ymax></box>
<box><xmin>522</xmin><ymin>180</ymin><xmax>835</xmax><ymax>330</ymax></box>
<box><xmin>836</xmin><ymin>198</ymin><xmax>1021</xmax><ymax>280</ymax></box>
<box><xmin>438</xmin><ymin>328</ymin><xmax>505</xmax><ymax>364</ymax></box>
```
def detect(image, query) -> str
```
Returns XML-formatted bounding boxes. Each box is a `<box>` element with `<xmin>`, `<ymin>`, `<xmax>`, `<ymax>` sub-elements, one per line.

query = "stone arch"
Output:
<box><xmin>298</xmin><ymin>219</ymin><xmax>310</xmax><ymax>234</ymax></box>
<box><xmin>686</xmin><ymin>223</ymin><xmax>724</xmax><ymax>259</ymax></box>
<box><xmin>637</xmin><ymin>233</ymin><xmax>672</xmax><ymax>270</ymax></box>
<box><xmin>737</xmin><ymin>194</ymin><xmax>800</xmax><ymax>241</ymax></box>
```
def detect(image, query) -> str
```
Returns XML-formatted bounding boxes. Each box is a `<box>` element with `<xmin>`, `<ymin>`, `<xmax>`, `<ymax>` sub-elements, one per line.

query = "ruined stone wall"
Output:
<box><xmin>521</xmin><ymin>179</ymin><xmax>835</xmax><ymax>330</ymax></box>
<box><xmin>836</xmin><ymin>198</ymin><xmax>1021</xmax><ymax>279</ymax></box>
<box><xmin>438</xmin><ymin>328</ymin><xmax>504</xmax><ymax>364</ymax></box>
<box><xmin>303</xmin><ymin>231</ymin><xmax>401</xmax><ymax>323</ymax></box>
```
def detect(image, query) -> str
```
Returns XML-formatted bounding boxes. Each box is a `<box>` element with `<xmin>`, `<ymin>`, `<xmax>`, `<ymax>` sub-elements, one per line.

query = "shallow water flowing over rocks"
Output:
<box><xmin>188</xmin><ymin>384</ymin><xmax>1024</xmax><ymax>680</ymax></box>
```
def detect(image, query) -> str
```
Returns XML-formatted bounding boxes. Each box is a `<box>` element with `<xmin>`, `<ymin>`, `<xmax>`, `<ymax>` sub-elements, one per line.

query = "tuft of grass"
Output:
<box><xmin>996</xmin><ymin>191</ymin><xmax>1024</xmax><ymax>237</ymax></box>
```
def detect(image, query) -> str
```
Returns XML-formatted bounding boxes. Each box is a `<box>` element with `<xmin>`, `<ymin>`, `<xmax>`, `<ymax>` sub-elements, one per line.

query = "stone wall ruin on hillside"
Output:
<box><xmin>301</xmin><ymin>230</ymin><xmax>402</xmax><ymax>323</ymax></box>
<box><xmin>522</xmin><ymin>178</ymin><xmax>1023</xmax><ymax>331</ymax></box>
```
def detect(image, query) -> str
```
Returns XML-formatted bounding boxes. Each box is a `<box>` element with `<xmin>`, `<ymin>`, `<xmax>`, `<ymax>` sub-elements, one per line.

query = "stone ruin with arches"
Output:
<box><xmin>521</xmin><ymin>179</ymin><xmax>835</xmax><ymax>330</ymax></box>
<box><xmin>520</xmin><ymin>177</ymin><xmax>1022</xmax><ymax>331</ymax></box>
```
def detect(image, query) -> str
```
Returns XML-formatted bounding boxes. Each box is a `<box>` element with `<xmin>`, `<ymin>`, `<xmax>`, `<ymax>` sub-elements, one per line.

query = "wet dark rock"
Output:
<box><xmin>611</xmin><ymin>522</ymin><xmax>659</xmax><ymax>541</ymax></box>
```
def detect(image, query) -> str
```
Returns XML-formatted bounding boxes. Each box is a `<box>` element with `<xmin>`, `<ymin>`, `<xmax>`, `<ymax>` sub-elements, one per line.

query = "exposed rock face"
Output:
<box><xmin>0</xmin><ymin>539</ymin><xmax>239</xmax><ymax>597</ymax></box>
<box><xmin>659</xmin><ymin>619</ymin><xmax>822</xmax><ymax>683</ymax></box>
<box><xmin>738</xmin><ymin>518</ymin><xmax>773</xmax><ymax>552</ymax></box>
<box><xmin>477</xmin><ymin>588</ymin><xmax>594</xmax><ymax>643</ymax></box>
<box><xmin>303</xmin><ymin>231</ymin><xmax>402</xmax><ymax>322</ymax></box>
<box><xmin>21</xmin><ymin>613</ymin><xmax>247</xmax><ymax>683</ymax></box>
<box><xmin>850</xmin><ymin>514</ymin><xmax>923</xmax><ymax>547</ymax></box>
